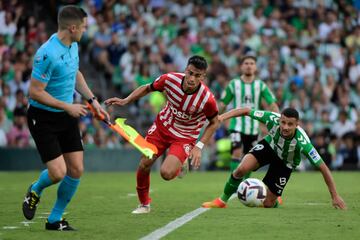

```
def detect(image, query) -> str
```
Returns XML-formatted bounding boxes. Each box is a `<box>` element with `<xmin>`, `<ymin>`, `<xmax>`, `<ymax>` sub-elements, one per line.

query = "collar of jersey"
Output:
<box><xmin>53</xmin><ymin>33</ymin><xmax>72</xmax><ymax>50</ymax></box>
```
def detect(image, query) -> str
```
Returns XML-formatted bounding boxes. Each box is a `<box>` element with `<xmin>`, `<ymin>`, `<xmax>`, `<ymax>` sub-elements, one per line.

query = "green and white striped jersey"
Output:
<box><xmin>249</xmin><ymin>110</ymin><xmax>324</xmax><ymax>169</ymax></box>
<box><xmin>221</xmin><ymin>78</ymin><xmax>276</xmax><ymax>135</ymax></box>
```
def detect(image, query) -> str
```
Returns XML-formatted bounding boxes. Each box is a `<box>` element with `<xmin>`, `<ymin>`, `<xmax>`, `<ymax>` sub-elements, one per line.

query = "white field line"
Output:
<box><xmin>2</xmin><ymin>226</ymin><xmax>19</xmax><ymax>230</ymax></box>
<box><xmin>140</xmin><ymin>195</ymin><xmax>236</xmax><ymax>240</ymax></box>
<box><xmin>139</xmin><ymin>207</ymin><xmax>209</xmax><ymax>240</ymax></box>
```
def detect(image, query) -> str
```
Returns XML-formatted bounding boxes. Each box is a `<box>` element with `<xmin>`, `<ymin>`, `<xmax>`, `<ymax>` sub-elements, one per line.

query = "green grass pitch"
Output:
<box><xmin>0</xmin><ymin>171</ymin><xmax>359</xmax><ymax>240</ymax></box>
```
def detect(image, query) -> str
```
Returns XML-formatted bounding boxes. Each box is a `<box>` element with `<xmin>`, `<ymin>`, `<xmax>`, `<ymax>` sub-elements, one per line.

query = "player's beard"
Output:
<box><xmin>280</xmin><ymin>129</ymin><xmax>294</xmax><ymax>139</ymax></box>
<box><xmin>184</xmin><ymin>83</ymin><xmax>198</xmax><ymax>94</ymax></box>
<box><xmin>243</xmin><ymin>71</ymin><xmax>254</xmax><ymax>77</ymax></box>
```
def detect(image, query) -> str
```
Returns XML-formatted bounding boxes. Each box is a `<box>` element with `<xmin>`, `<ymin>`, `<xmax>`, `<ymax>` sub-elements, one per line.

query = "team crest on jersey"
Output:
<box><xmin>254</xmin><ymin>111</ymin><xmax>264</xmax><ymax>117</ymax></box>
<box><xmin>189</xmin><ymin>105</ymin><xmax>196</xmax><ymax>114</ymax></box>
<box><xmin>183</xmin><ymin>144</ymin><xmax>192</xmax><ymax>155</ymax></box>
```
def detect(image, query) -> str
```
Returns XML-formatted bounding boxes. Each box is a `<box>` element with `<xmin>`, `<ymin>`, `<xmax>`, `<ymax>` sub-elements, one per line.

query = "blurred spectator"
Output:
<box><xmin>313</xmin><ymin>132</ymin><xmax>333</xmax><ymax>168</ymax></box>
<box><xmin>337</xmin><ymin>132</ymin><xmax>360</xmax><ymax>170</ymax></box>
<box><xmin>6</xmin><ymin>106</ymin><xmax>30</xmax><ymax>147</ymax></box>
<box><xmin>8</xmin><ymin>70</ymin><xmax>29</xmax><ymax>95</ymax></box>
<box><xmin>0</xmin><ymin>103</ymin><xmax>11</xmax><ymax>133</ymax></box>
<box><xmin>331</xmin><ymin>110</ymin><xmax>356</xmax><ymax>138</ymax></box>
<box><xmin>91</xmin><ymin>19</ymin><xmax>113</xmax><ymax>75</ymax></box>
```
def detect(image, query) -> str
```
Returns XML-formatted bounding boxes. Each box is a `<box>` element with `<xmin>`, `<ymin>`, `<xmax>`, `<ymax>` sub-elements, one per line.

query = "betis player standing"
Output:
<box><xmin>220</xmin><ymin>55</ymin><xmax>279</xmax><ymax>174</ymax></box>
<box><xmin>202</xmin><ymin>107</ymin><xmax>346</xmax><ymax>209</ymax></box>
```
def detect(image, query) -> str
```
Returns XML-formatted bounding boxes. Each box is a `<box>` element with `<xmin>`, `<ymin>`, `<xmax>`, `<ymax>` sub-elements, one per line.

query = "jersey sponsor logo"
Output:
<box><xmin>309</xmin><ymin>148</ymin><xmax>321</xmax><ymax>162</ymax></box>
<box><xmin>254</xmin><ymin>111</ymin><xmax>264</xmax><ymax>118</ymax></box>
<box><xmin>244</xmin><ymin>94</ymin><xmax>252</xmax><ymax>104</ymax></box>
<box><xmin>170</xmin><ymin>106</ymin><xmax>192</xmax><ymax>120</ymax></box>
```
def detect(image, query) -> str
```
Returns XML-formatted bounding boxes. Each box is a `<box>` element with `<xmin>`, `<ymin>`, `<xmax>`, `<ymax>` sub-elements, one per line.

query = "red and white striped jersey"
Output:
<box><xmin>151</xmin><ymin>72</ymin><xmax>218</xmax><ymax>141</ymax></box>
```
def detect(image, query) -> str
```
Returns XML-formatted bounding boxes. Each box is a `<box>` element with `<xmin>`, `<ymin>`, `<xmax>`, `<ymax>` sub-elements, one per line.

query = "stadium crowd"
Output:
<box><xmin>0</xmin><ymin>0</ymin><xmax>359</xmax><ymax>170</ymax></box>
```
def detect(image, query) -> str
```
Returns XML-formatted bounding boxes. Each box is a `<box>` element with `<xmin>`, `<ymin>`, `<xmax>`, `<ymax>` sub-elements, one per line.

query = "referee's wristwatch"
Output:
<box><xmin>87</xmin><ymin>96</ymin><xmax>97</xmax><ymax>104</ymax></box>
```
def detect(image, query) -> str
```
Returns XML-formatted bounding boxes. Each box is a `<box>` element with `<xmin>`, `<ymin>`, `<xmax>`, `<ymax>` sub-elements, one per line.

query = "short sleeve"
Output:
<box><xmin>220</xmin><ymin>81</ymin><xmax>234</xmax><ymax>105</ymax></box>
<box><xmin>203</xmin><ymin>94</ymin><xmax>219</xmax><ymax>119</ymax></box>
<box><xmin>151</xmin><ymin>74</ymin><xmax>167</xmax><ymax>91</ymax></box>
<box><xmin>301</xmin><ymin>143</ymin><xmax>324</xmax><ymax>167</ymax></box>
<box><xmin>31</xmin><ymin>48</ymin><xmax>54</xmax><ymax>83</ymax></box>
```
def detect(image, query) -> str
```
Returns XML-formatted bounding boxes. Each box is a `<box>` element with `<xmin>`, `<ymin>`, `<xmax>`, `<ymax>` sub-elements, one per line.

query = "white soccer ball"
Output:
<box><xmin>237</xmin><ymin>178</ymin><xmax>267</xmax><ymax>207</ymax></box>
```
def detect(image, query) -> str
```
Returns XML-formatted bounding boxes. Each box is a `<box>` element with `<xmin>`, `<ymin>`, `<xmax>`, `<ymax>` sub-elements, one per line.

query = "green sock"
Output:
<box><xmin>230</xmin><ymin>159</ymin><xmax>239</xmax><ymax>172</ymax></box>
<box><xmin>220</xmin><ymin>174</ymin><xmax>242</xmax><ymax>202</ymax></box>
<box><xmin>273</xmin><ymin>199</ymin><xmax>279</xmax><ymax>208</ymax></box>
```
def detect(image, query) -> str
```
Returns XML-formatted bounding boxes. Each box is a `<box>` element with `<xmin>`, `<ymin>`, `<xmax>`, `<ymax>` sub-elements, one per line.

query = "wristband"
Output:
<box><xmin>87</xmin><ymin>96</ymin><xmax>97</xmax><ymax>104</ymax></box>
<box><xmin>195</xmin><ymin>141</ymin><xmax>204</xmax><ymax>150</ymax></box>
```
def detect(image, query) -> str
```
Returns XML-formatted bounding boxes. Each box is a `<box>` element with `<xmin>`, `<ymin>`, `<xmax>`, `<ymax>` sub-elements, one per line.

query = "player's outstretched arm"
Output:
<box><xmin>105</xmin><ymin>84</ymin><xmax>152</xmax><ymax>107</ymax></box>
<box><xmin>219</xmin><ymin>107</ymin><xmax>251</xmax><ymax>122</ymax></box>
<box><xmin>318</xmin><ymin>162</ymin><xmax>347</xmax><ymax>210</ymax></box>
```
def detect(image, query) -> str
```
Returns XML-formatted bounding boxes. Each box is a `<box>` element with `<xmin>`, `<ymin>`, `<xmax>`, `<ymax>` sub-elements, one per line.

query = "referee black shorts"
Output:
<box><xmin>249</xmin><ymin>139</ymin><xmax>293</xmax><ymax>196</ymax></box>
<box><xmin>27</xmin><ymin>105</ymin><xmax>83</xmax><ymax>163</ymax></box>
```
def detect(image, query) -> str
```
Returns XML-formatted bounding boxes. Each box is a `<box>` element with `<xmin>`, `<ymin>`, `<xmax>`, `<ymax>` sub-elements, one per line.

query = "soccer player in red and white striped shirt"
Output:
<box><xmin>105</xmin><ymin>56</ymin><xmax>219</xmax><ymax>214</ymax></box>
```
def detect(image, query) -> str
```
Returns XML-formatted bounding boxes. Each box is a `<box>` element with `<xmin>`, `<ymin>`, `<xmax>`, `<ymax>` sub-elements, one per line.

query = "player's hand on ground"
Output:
<box><xmin>65</xmin><ymin>104</ymin><xmax>88</xmax><ymax>118</ymax></box>
<box><xmin>189</xmin><ymin>146</ymin><xmax>202</xmax><ymax>169</ymax></box>
<box><xmin>91</xmin><ymin>99</ymin><xmax>110</xmax><ymax>121</ymax></box>
<box><xmin>332</xmin><ymin>195</ymin><xmax>347</xmax><ymax>210</ymax></box>
<box><xmin>104</xmin><ymin>97</ymin><xmax>128</xmax><ymax>106</ymax></box>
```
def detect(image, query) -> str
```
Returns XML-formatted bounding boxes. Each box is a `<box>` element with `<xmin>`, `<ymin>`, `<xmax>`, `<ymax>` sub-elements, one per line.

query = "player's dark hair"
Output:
<box><xmin>187</xmin><ymin>55</ymin><xmax>208</xmax><ymax>70</ymax></box>
<box><xmin>239</xmin><ymin>55</ymin><xmax>257</xmax><ymax>65</ymax></box>
<box><xmin>58</xmin><ymin>5</ymin><xmax>87</xmax><ymax>30</ymax></box>
<box><xmin>282</xmin><ymin>108</ymin><xmax>299</xmax><ymax>120</ymax></box>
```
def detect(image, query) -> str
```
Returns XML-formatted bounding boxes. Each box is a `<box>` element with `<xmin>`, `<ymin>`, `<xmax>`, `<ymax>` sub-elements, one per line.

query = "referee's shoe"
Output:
<box><xmin>22</xmin><ymin>184</ymin><xmax>40</xmax><ymax>220</ymax></box>
<box><xmin>45</xmin><ymin>219</ymin><xmax>75</xmax><ymax>231</ymax></box>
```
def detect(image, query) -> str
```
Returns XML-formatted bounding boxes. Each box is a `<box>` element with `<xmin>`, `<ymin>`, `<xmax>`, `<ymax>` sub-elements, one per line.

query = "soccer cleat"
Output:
<box><xmin>22</xmin><ymin>184</ymin><xmax>40</xmax><ymax>220</ymax></box>
<box><xmin>202</xmin><ymin>198</ymin><xmax>227</xmax><ymax>208</ymax></box>
<box><xmin>177</xmin><ymin>160</ymin><xmax>189</xmax><ymax>179</ymax></box>
<box><xmin>131</xmin><ymin>204</ymin><xmax>151</xmax><ymax>214</ymax></box>
<box><xmin>45</xmin><ymin>219</ymin><xmax>75</xmax><ymax>231</ymax></box>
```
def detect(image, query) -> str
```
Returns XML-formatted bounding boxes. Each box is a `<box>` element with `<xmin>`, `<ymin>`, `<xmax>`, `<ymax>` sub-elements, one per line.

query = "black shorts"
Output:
<box><xmin>249</xmin><ymin>139</ymin><xmax>292</xmax><ymax>196</ymax></box>
<box><xmin>229</xmin><ymin>131</ymin><xmax>258</xmax><ymax>154</ymax></box>
<box><xmin>27</xmin><ymin>105</ymin><xmax>83</xmax><ymax>163</ymax></box>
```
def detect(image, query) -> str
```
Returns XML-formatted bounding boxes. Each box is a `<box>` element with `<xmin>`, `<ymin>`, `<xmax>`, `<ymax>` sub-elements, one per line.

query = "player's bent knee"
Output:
<box><xmin>69</xmin><ymin>165</ymin><xmax>84</xmax><ymax>178</ymax></box>
<box><xmin>139</xmin><ymin>161</ymin><xmax>153</xmax><ymax>171</ymax></box>
<box><xmin>160</xmin><ymin>169</ymin><xmax>176</xmax><ymax>181</ymax></box>
<box><xmin>49</xmin><ymin>169</ymin><xmax>66</xmax><ymax>183</ymax></box>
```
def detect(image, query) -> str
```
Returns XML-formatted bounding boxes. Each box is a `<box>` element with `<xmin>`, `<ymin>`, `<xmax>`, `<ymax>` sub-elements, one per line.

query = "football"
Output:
<box><xmin>237</xmin><ymin>178</ymin><xmax>267</xmax><ymax>207</ymax></box>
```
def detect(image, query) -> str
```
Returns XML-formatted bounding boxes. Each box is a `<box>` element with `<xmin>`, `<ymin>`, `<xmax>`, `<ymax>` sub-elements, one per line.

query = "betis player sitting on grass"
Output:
<box><xmin>202</xmin><ymin>107</ymin><xmax>347</xmax><ymax>209</ymax></box>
